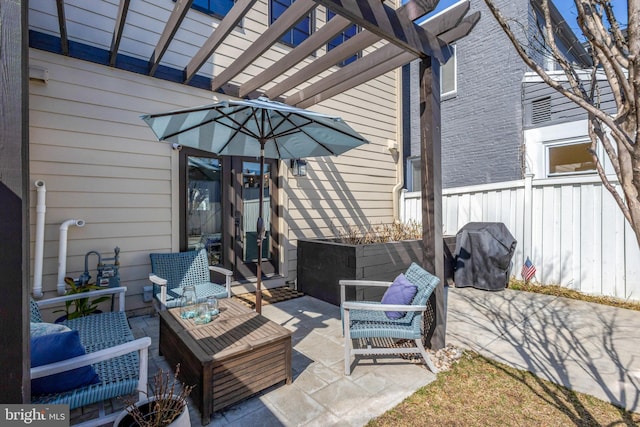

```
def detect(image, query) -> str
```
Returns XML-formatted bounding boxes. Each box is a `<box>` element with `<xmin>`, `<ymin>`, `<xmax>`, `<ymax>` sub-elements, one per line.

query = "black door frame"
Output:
<box><xmin>179</xmin><ymin>148</ymin><xmax>280</xmax><ymax>280</ymax></box>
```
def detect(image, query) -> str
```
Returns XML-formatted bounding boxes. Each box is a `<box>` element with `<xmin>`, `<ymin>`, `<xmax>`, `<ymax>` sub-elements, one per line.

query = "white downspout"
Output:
<box><xmin>33</xmin><ymin>180</ymin><xmax>47</xmax><ymax>298</ymax></box>
<box><xmin>57</xmin><ymin>219</ymin><xmax>86</xmax><ymax>295</ymax></box>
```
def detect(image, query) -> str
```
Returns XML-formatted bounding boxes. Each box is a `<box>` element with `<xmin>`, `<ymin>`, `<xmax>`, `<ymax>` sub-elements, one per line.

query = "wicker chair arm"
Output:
<box><xmin>209</xmin><ymin>266</ymin><xmax>232</xmax><ymax>276</ymax></box>
<box><xmin>342</xmin><ymin>301</ymin><xmax>427</xmax><ymax>312</ymax></box>
<box><xmin>148</xmin><ymin>273</ymin><xmax>167</xmax><ymax>286</ymax></box>
<box><xmin>209</xmin><ymin>266</ymin><xmax>233</xmax><ymax>297</ymax></box>
<box><xmin>31</xmin><ymin>337</ymin><xmax>151</xmax><ymax>379</ymax></box>
<box><xmin>339</xmin><ymin>280</ymin><xmax>392</xmax><ymax>288</ymax></box>
<box><xmin>35</xmin><ymin>287</ymin><xmax>128</xmax><ymax>312</ymax></box>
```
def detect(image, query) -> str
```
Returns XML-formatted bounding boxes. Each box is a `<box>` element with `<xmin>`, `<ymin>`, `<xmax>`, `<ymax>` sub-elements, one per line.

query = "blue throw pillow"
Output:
<box><xmin>31</xmin><ymin>330</ymin><xmax>100</xmax><ymax>395</ymax></box>
<box><xmin>381</xmin><ymin>273</ymin><xmax>418</xmax><ymax>319</ymax></box>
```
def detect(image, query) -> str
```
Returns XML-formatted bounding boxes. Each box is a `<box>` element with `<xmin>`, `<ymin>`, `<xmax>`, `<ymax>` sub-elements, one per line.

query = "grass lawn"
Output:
<box><xmin>368</xmin><ymin>352</ymin><xmax>640</xmax><ymax>426</ymax></box>
<box><xmin>369</xmin><ymin>281</ymin><xmax>640</xmax><ymax>426</ymax></box>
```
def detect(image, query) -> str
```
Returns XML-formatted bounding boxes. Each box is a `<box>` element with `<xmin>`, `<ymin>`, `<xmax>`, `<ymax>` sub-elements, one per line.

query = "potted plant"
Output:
<box><xmin>114</xmin><ymin>364</ymin><xmax>193</xmax><ymax>427</ymax></box>
<box><xmin>54</xmin><ymin>277</ymin><xmax>111</xmax><ymax>321</ymax></box>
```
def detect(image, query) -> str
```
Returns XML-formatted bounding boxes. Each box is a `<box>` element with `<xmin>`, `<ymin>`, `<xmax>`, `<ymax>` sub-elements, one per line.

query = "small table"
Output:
<box><xmin>159</xmin><ymin>299</ymin><xmax>292</xmax><ymax>424</ymax></box>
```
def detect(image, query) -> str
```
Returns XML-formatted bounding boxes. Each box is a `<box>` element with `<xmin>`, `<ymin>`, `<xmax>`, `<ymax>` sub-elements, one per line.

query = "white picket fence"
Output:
<box><xmin>401</xmin><ymin>175</ymin><xmax>640</xmax><ymax>301</ymax></box>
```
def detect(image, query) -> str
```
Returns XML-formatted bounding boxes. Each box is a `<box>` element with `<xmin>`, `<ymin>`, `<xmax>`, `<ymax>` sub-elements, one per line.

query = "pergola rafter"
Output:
<box><xmin>60</xmin><ymin>0</ymin><xmax>477</xmax><ymax>107</ymax></box>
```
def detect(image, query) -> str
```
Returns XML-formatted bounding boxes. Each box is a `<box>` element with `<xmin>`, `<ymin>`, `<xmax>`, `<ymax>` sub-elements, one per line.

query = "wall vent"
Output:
<box><xmin>531</xmin><ymin>97</ymin><xmax>551</xmax><ymax>124</ymax></box>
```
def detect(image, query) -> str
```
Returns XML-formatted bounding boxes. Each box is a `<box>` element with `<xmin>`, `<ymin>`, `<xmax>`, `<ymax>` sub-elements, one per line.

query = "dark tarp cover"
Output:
<box><xmin>454</xmin><ymin>222</ymin><xmax>517</xmax><ymax>291</ymax></box>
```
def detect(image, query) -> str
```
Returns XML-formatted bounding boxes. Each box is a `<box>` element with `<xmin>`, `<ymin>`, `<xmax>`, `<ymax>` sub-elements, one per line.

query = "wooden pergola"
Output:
<box><xmin>0</xmin><ymin>0</ymin><xmax>479</xmax><ymax>401</ymax></box>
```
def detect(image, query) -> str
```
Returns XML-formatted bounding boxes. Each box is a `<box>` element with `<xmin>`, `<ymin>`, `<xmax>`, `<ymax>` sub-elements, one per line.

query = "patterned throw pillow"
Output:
<box><xmin>30</xmin><ymin>322</ymin><xmax>71</xmax><ymax>338</ymax></box>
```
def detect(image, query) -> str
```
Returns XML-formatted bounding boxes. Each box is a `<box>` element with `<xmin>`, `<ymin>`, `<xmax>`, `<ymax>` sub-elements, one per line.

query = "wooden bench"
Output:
<box><xmin>30</xmin><ymin>287</ymin><xmax>151</xmax><ymax>427</ymax></box>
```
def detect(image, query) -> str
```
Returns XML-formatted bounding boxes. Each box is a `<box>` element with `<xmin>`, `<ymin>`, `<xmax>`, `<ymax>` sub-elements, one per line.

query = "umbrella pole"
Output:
<box><xmin>255</xmin><ymin>141</ymin><xmax>265</xmax><ymax>314</ymax></box>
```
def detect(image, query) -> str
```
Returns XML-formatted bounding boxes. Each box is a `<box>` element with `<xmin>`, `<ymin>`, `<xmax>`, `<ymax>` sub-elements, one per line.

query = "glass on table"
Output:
<box><xmin>206</xmin><ymin>297</ymin><xmax>219</xmax><ymax>317</ymax></box>
<box><xmin>194</xmin><ymin>302</ymin><xmax>212</xmax><ymax>324</ymax></box>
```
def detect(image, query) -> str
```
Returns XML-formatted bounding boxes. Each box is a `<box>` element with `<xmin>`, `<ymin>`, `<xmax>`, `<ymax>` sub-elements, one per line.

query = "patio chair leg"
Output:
<box><xmin>345</xmin><ymin>336</ymin><xmax>352</xmax><ymax>375</ymax></box>
<box><xmin>415</xmin><ymin>339</ymin><xmax>439</xmax><ymax>374</ymax></box>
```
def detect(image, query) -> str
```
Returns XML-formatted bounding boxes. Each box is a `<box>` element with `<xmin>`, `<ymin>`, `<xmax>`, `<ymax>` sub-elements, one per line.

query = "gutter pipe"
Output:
<box><xmin>57</xmin><ymin>219</ymin><xmax>86</xmax><ymax>295</ymax></box>
<box><xmin>33</xmin><ymin>180</ymin><xmax>46</xmax><ymax>298</ymax></box>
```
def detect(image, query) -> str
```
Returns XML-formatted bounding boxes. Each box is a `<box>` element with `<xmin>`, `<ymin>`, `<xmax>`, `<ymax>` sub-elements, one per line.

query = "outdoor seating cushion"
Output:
<box><xmin>381</xmin><ymin>273</ymin><xmax>418</xmax><ymax>319</ymax></box>
<box><xmin>32</xmin><ymin>311</ymin><xmax>142</xmax><ymax>409</ymax></box>
<box><xmin>159</xmin><ymin>283</ymin><xmax>229</xmax><ymax>308</ymax></box>
<box><xmin>348</xmin><ymin>302</ymin><xmax>425</xmax><ymax>340</ymax></box>
<box><xmin>31</xmin><ymin>330</ymin><xmax>100</xmax><ymax>395</ymax></box>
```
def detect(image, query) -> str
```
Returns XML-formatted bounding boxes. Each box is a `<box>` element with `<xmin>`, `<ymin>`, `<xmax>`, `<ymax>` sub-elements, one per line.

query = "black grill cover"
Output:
<box><xmin>454</xmin><ymin>222</ymin><xmax>517</xmax><ymax>291</ymax></box>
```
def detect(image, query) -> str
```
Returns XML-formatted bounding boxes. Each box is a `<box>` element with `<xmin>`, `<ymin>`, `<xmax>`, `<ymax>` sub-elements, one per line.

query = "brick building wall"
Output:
<box><xmin>404</xmin><ymin>0</ymin><xmax>530</xmax><ymax>189</ymax></box>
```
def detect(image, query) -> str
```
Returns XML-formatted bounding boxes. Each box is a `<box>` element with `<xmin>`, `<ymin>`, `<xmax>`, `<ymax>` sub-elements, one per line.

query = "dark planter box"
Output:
<box><xmin>296</xmin><ymin>239</ymin><xmax>424</xmax><ymax>306</ymax></box>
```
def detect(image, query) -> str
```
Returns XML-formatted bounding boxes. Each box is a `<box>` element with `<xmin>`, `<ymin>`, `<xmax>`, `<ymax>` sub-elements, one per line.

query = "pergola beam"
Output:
<box><xmin>288</xmin><ymin>40</ymin><xmax>411</xmax><ymax>106</ymax></box>
<box><xmin>149</xmin><ymin>0</ymin><xmax>194</xmax><ymax>77</ymax></box>
<box><xmin>56</xmin><ymin>0</ymin><xmax>69</xmax><ymax>55</ymax></box>
<box><xmin>439</xmin><ymin>11</ymin><xmax>480</xmax><ymax>44</ymax></box>
<box><xmin>267</xmin><ymin>29</ymin><xmax>379</xmax><ymax>99</ymax></box>
<box><xmin>312</xmin><ymin>0</ymin><xmax>449</xmax><ymax>62</ymax></box>
<box><xmin>290</xmin><ymin>4</ymin><xmax>478</xmax><ymax>107</ymax></box>
<box><xmin>210</xmin><ymin>0</ymin><xmax>317</xmax><ymax>92</ymax></box>
<box><xmin>268</xmin><ymin>0</ymin><xmax>438</xmax><ymax>100</ymax></box>
<box><xmin>184</xmin><ymin>0</ymin><xmax>258</xmax><ymax>84</ymax></box>
<box><xmin>296</xmin><ymin>50</ymin><xmax>413</xmax><ymax>108</ymax></box>
<box><xmin>239</xmin><ymin>13</ymin><xmax>352</xmax><ymax>97</ymax></box>
<box><xmin>109</xmin><ymin>0</ymin><xmax>131</xmax><ymax>67</ymax></box>
<box><xmin>246</xmin><ymin>0</ymin><xmax>438</xmax><ymax>98</ymax></box>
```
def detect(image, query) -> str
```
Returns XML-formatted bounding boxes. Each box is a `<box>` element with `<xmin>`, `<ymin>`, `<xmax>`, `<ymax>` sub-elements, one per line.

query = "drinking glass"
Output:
<box><xmin>206</xmin><ymin>297</ymin><xmax>219</xmax><ymax>317</ymax></box>
<box><xmin>194</xmin><ymin>303</ymin><xmax>211</xmax><ymax>324</ymax></box>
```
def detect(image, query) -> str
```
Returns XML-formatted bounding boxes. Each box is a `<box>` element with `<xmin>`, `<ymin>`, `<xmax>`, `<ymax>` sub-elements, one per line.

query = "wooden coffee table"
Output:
<box><xmin>159</xmin><ymin>298</ymin><xmax>292</xmax><ymax>424</ymax></box>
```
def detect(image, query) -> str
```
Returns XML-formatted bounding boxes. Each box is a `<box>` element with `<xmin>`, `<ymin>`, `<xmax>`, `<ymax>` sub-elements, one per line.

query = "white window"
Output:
<box><xmin>407</xmin><ymin>157</ymin><xmax>422</xmax><ymax>192</ymax></box>
<box><xmin>440</xmin><ymin>44</ymin><xmax>457</xmax><ymax>97</ymax></box>
<box><xmin>546</xmin><ymin>140</ymin><xmax>597</xmax><ymax>176</ymax></box>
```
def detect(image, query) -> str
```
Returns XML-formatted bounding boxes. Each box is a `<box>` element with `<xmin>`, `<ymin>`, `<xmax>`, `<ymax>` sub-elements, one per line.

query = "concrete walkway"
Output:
<box><xmin>125</xmin><ymin>287</ymin><xmax>640</xmax><ymax>426</ymax></box>
<box><xmin>446</xmin><ymin>287</ymin><xmax>640</xmax><ymax>414</ymax></box>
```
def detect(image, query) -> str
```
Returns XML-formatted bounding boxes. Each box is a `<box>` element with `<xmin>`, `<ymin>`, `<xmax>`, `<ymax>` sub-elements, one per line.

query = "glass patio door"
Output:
<box><xmin>232</xmin><ymin>157</ymin><xmax>278</xmax><ymax>280</ymax></box>
<box><xmin>182</xmin><ymin>154</ymin><xmax>223</xmax><ymax>265</ymax></box>
<box><xmin>179</xmin><ymin>149</ymin><xmax>279</xmax><ymax>280</ymax></box>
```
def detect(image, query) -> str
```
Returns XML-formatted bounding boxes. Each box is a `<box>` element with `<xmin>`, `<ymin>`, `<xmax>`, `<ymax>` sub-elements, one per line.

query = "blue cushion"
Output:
<box><xmin>31</xmin><ymin>330</ymin><xmax>100</xmax><ymax>395</ymax></box>
<box><xmin>381</xmin><ymin>273</ymin><xmax>418</xmax><ymax>319</ymax></box>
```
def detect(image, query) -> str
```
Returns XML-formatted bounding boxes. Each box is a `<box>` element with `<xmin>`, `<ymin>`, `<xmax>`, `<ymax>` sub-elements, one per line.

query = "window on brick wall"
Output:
<box><xmin>407</xmin><ymin>157</ymin><xmax>421</xmax><ymax>191</ymax></box>
<box><xmin>440</xmin><ymin>44</ymin><xmax>457</xmax><ymax>97</ymax></box>
<box><xmin>546</xmin><ymin>140</ymin><xmax>596</xmax><ymax>176</ymax></box>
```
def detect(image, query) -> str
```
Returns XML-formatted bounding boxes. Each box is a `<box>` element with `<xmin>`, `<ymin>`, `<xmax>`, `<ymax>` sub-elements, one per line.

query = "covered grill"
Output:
<box><xmin>454</xmin><ymin>222</ymin><xmax>517</xmax><ymax>291</ymax></box>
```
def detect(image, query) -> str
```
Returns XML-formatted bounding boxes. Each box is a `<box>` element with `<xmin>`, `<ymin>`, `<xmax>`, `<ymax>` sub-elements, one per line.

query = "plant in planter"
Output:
<box><xmin>298</xmin><ymin>221</ymin><xmax>425</xmax><ymax>306</ymax></box>
<box><xmin>115</xmin><ymin>364</ymin><xmax>193</xmax><ymax>427</ymax></box>
<box><xmin>54</xmin><ymin>277</ymin><xmax>111</xmax><ymax>321</ymax></box>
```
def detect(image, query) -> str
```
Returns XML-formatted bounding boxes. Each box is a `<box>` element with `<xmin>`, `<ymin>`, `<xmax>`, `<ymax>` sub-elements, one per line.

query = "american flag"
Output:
<box><xmin>521</xmin><ymin>257</ymin><xmax>536</xmax><ymax>282</ymax></box>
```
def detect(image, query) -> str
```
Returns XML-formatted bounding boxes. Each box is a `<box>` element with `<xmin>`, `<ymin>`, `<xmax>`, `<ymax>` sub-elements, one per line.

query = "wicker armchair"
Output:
<box><xmin>30</xmin><ymin>287</ymin><xmax>151</xmax><ymax>427</ymax></box>
<box><xmin>339</xmin><ymin>262</ymin><xmax>440</xmax><ymax>375</ymax></box>
<box><xmin>149</xmin><ymin>249</ymin><xmax>232</xmax><ymax>310</ymax></box>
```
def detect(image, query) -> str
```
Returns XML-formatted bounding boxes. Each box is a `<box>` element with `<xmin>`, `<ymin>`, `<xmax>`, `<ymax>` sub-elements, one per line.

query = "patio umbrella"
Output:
<box><xmin>141</xmin><ymin>96</ymin><xmax>369</xmax><ymax>313</ymax></box>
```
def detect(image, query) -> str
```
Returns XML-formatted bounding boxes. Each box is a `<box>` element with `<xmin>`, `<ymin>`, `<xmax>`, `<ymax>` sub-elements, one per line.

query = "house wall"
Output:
<box><xmin>405</xmin><ymin>0</ymin><xmax>530</xmax><ymax>189</ymax></box>
<box><xmin>523</xmin><ymin>74</ymin><xmax>617</xmax><ymax>129</ymax></box>
<box><xmin>28</xmin><ymin>2</ymin><xmax>400</xmax><ymax>312</ymax></box>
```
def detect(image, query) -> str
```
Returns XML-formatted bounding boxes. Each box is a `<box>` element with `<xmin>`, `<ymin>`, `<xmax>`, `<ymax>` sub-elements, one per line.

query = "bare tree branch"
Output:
<box><xmin>485</xmin><ymin>0</ymin><xmax>640</xmax><ymax>248</ymax></box>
